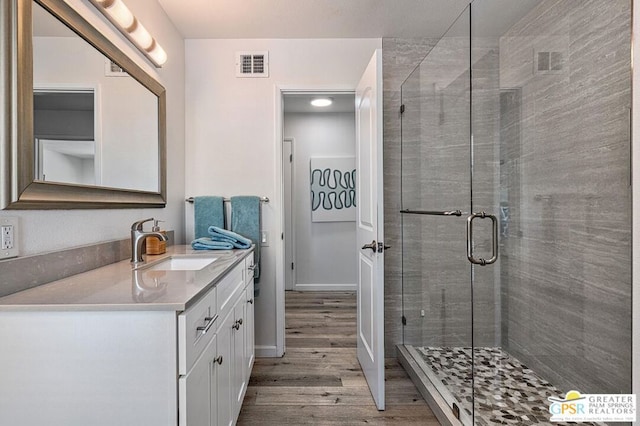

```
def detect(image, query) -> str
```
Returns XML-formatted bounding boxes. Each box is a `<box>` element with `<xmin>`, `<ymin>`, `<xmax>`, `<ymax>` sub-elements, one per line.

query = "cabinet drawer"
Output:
<box><xmin>178</xmin><ymin>288</ymin><xmax>217</xmax><ymax>375</ymax></box>
<box><xmin>216</xmin><ymin>264</ymin><xmax>244</xmax><ymax>321</ymax></box>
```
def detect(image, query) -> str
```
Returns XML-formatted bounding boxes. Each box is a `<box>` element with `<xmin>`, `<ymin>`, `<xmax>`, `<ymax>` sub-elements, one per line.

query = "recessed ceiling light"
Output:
<box><xmin>311</xmin><ymin>98</ymin><xmax>332</xmax><ymax>107</ymax></box>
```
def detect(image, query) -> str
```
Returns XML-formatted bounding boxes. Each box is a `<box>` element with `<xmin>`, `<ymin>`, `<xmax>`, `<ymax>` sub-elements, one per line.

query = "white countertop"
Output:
<box><xmin>0</xmin><ymin>245</ymin><xmax>253</xmax><ymax>312</ymax></box>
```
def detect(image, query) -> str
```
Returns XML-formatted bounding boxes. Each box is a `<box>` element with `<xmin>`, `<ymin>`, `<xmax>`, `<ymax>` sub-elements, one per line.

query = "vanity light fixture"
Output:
<box><xmin>88</xmin><ymin>0</ymin><xmax>167</xmax><ymax>67</ymax></box>
<box><xmin>311</xmin><ymin>98</ymin><xmax>333</xmax><ymax>107</ymax></box>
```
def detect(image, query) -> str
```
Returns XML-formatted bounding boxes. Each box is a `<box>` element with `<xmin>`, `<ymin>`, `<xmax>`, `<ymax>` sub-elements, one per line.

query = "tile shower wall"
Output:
<box><xmin>497</xmin><ymin>0</ymin><xmax>631</xmax><ymax>393</ymax></box>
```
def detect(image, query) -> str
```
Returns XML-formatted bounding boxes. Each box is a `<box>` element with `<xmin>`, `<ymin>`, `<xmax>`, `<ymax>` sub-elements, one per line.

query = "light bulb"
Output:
<box><xmin>104</xmin><ymin>0</ymin><xmax>134</xmax><ymax>29</ymax></box>
<box><xmin>148</xmin><ymin>44</ymin><xmax>167</xmax><ymax>66</ymax></box>
<box><xmin>311</xmin><ymin>98</ymin><xmax>333</xmax><ymax>107</ymax></box>
<box><xmin>129</xmin><ymin>19</ymin><xmax>153</xmax><ymax>50</ymax></box>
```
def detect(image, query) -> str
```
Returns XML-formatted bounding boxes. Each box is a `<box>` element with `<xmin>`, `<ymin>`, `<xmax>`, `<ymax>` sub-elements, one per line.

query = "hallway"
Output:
<box><xmin>237</xmin><ymin>291</ymin><xmax>438</xmax><ymax>425</ymax></box>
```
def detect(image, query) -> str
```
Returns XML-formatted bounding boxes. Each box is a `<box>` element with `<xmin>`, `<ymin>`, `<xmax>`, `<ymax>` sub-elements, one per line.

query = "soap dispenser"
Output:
<box><xmin>146</xmin><ymin>220</ymin><xmax>167</xmax><ymax>255</ymax></box>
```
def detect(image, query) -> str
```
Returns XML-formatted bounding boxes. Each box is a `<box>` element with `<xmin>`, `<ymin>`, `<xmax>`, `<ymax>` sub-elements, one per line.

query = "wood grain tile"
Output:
<box><xmin>238</xmin><ymin>405</ymin><xmax>438</xmax><ymax>425</ymax></box>
<box><xmin>237</xmin><ymin>291</ymin><xmax>437</xmax><ymax>425</ymax></box>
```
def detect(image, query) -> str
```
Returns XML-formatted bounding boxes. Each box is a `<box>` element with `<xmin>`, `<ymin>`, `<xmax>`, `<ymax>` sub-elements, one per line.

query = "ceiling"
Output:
<box><xmin>283</xmin><ymin>93</ymin><xmax>354</xmax><ymax>114</ymax></box>
<box><xmin>157</xmin><ymin>0</ymin><xmax>471</xmax><ymax>39</ymax></box>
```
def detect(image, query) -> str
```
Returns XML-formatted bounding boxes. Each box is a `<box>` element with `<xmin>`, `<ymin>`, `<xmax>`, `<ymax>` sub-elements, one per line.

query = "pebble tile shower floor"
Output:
<box><xmin>415</xmin><ymin>346</ymin><xmax>604</xmax><ymax>426</ymax></box>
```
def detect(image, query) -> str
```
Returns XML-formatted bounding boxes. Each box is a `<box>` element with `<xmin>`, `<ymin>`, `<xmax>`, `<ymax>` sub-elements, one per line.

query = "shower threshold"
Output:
<box><xmin>398</xmin><ymin>345</ymin><xmax>605</xmax><ymax>426</ymax></box>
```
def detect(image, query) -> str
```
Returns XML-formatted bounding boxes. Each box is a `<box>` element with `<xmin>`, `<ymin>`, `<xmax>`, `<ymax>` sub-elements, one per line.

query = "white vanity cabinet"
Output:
<box><xmin>179</xmin><ymin>255</ymin><xmax>256</xmax><ymax>426</ymax></box>
<box><xmin>244</xmin><ymin>259</ymin><xmax>256</xmax><ymax>394</ymax></box>
<box><xmin>179</xmin><ymin>334</ymin><xmax>218</xmax><ymax>426</ymax></box>
<box><xmin>216</xmin><ymin>307</ymin><xmax>236</xmax><ymax>426</ymax></box>
<box><xmin>0</xmin><ymin>248</ymin><xmax>255</xmax><ymax>426</ymax></box>
<box><xmin>232</xmin><ymin>294</ymin><xmax>247</xmax><ymax>416</ymax></box>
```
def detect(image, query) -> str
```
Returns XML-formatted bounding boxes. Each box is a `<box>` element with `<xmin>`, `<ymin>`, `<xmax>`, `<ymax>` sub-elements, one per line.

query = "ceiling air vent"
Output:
<box><xmin>235</xmin><ymin>51</ymin><xmax>269</xmax><ymax>78</ymax></box>
<box><xmin>104</xmin><ymin>59</ymin><xmax>128</xmax><ymax>77</ymax></box>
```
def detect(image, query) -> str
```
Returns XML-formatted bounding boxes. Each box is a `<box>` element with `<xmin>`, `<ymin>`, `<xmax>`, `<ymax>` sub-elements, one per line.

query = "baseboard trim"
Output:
<box><xmin>293</xmin><ymin>283</ymin><xmax>357</xmax><ymax>291</ymax></box>
<box><xmin>255</xmin><ymin>345</ymin><xmax>279</xmax><ymax>357</ymax></box>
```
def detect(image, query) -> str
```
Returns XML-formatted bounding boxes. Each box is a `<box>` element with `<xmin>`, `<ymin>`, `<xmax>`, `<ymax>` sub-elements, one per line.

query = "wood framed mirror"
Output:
<box><xmin>0</xmin><ymin>0</ymin><xmax>166</xmax><ymax>209</ymax></box>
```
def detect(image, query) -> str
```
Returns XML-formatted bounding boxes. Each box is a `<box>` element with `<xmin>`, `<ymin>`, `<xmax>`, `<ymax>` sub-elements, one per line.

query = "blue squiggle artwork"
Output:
<box><xmin>310</xmin><ymin>157</ymin><xmax>356</xmax><ymax>222</ymax></box>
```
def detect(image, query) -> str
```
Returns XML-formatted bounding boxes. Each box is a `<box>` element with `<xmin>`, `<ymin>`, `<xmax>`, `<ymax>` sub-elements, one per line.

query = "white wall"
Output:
<box><xmin>42</xmin><ymin>149</ymin><xmax>93</xmax><ymax>185</ymax></box>
<box><xmin>185</xmin><ymin>38</ymin><xmax>381</xmax><ymax>354</ymax></box>
<box><xmin>0</xmin><ymin>0</ymin><xmax>186</xmax><ymax>255</ymax></box>
<box><xmin>33</xmin><ymin>36</ymin><xmax>158</xmax><ymax>192</ymax></box>
<box><xmin>284</xmin><ymin>112</ymin><xmax>357</xmax><ymax>290</ymax></box>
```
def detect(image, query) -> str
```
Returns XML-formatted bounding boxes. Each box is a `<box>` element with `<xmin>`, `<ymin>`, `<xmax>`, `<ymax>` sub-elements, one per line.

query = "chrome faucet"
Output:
<box><xmin>130</xmin><ymin>218</ymin><xmax>168</xmax><ymax>264</ymax></box>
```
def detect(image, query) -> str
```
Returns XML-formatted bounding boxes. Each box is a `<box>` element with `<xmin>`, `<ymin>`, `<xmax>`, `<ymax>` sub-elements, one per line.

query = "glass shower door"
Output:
<box><xmin>469</xmin><ymin>0</ymin><xmax>632</xmax><ymax>424</ymax></box>
<box><xmin>401</xmin><ymin>1</ymin><xmax>632</xmax><ymax>424</ymax></box>
<box><xmin>400</xmin><ymin>6</ymin><xmax>474</xmax><ymax>422</ymax></box>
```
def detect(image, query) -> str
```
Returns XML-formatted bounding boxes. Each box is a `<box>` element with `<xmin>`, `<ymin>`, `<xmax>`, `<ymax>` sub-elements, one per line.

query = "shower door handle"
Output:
<box><xmin>400</xmin><ymin>209</ymin><xmax>466</xmax><ymax>216</ymax></box>
<box><xmin>466</xmin><ymin>212</ymin><xmax>498</xmax><ymax>266</ymax></box>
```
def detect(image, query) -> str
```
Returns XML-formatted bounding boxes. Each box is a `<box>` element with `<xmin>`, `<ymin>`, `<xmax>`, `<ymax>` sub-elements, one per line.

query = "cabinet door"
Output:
<box><xmin>216</xmin><ymin>312</ymin><xmax>234</xmax><ymax>426</ymax></box>
<box><xmin>232</xmin><ymin>298</ymin><xmax>247</xmax><ymax>417</ymax></box>
<box><xmin>245</xmin><ymin>281</ymin><xmax>255</xmax><ymax>374</ymax></box>
<box><xmin>179</xmin><ymin>334</ymin><xmax>217</xmax><ymax>426</ymax></box>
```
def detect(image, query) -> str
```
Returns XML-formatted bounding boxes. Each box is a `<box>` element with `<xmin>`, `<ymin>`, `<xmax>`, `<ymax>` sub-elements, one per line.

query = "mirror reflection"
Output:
<box><xmin>32</xmin><ymin>1</ymin><xmax>160</xmax><ymax>192</ymax></box>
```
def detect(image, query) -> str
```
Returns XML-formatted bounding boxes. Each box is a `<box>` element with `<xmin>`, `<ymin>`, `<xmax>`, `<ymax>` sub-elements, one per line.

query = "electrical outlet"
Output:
<box><xmin>261</xmin><ymin>231</ymin><xmax>269</xmax><ymax>247</ymax></box>
<box><xmin>0</xmin><ymin>217</ymin><xmax>19</xmax><ymax>259</ymax></box>
<box><xmin>2</xmin><ymin>225</ymin><xmax>13</xmax><ymax>249</ymax></box>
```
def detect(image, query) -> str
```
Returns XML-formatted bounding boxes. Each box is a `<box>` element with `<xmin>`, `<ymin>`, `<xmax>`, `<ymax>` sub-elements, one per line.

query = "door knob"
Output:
<box><xmin>361</xmin><ymin>240</ymin><xmax>377</xmax><ymax>251</ymax></box>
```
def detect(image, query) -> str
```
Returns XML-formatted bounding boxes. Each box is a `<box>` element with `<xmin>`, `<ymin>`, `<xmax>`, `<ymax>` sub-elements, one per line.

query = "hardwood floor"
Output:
<box><xmin>237</xmin><ymin>291</ymin><xmax>439</xmax><ymax>425</ymax></box>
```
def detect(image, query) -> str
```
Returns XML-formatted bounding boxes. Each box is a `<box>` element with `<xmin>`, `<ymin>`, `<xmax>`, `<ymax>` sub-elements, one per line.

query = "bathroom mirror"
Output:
<box><xmin>0</xmin><ymin>0</ymin><xmax>166</xmax><ymax>209</ymax></box>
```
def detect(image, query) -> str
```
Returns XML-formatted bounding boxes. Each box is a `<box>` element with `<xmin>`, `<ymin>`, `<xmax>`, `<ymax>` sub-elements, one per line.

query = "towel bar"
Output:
<box><xmin>186</xmin><ymin>197</ymin><xmax>269</xmax><ymax>204</ymax></box>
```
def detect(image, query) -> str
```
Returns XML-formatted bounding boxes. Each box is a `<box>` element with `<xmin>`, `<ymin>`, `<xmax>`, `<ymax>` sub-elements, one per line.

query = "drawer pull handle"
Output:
<box><xmin>215</xmin><ymin>355</ymin><xmax>223</xmax><ymax>365</ymax></box>
<box><xmin>196</xmin><ymin>314</ymin><xmax>218</xmax><ymax>335</ymax></box>
<box><xmin>247</xmin><ymin>298</ymin><xmax>254</xmax><ymax>304</ymax></box>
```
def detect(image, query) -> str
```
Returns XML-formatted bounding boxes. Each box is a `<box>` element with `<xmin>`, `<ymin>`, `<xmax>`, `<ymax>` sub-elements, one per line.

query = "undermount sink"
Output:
<box><xmin>145</xmin><ymin>256</ymin><xmax>218</xmax><ymax>271</ymax></box>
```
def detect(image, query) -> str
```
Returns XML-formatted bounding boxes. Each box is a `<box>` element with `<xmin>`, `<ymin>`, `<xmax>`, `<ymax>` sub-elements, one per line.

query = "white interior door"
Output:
<box><xmin>355</xmin><ymin>49</ymin><xmax>384</xmax><ymax>411</ymax></box>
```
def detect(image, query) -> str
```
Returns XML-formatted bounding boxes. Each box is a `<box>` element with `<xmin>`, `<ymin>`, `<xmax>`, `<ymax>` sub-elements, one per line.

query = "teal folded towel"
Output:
<box><xmin>207</xmin><ymin>226</ymin><xmax>252</xmax><ymax>249</ymax></box>
<box><xmin>191</xmin><ymin>226</ymin><xmax>252</xmax><ymax>251</ymax></box>
<box><xmin>194</xmin><ymin>196</ymin><xmax>224</xmax><ymax>239</ymax></box>
<box><xmin>231</xmin><ymin>196</ymin><xmax>261</xmax><ymax>283</ymax></box>
<box><xmin>191</xmin><ymin>238</ymin><xmax>233</xmax><ymax>250</ymax></box>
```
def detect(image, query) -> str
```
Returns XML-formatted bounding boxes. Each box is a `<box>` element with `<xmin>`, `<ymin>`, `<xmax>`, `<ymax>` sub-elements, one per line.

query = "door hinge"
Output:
<box><xmin>291</xmin><ymin>262</ymin><xmax>294</xmax><ymax>270</ymax></box>
<box><xmin>289</xmin><ymin>154</ymin><xmax>293</xmax><ymax>162</ymax></box>
<box><xmin>401</xmin><ymin>315</ymin><xmax>407</xmax><ymax>326</ymax></box>
<box><xmin>400</xmin><ymin>104</ymin><xmax>405</xmax><ymax>114</ymax></box>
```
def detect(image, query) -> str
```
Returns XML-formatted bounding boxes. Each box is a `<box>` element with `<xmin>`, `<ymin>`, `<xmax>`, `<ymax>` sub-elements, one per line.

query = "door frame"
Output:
<box><xmin>274</xmin><ymin>84</ymin><xmax>357</xmax><ymax>357</ymax></box>
<box><xmin>282</xmin><ymin>137</ymin><xmax>296</xmax><ymax>291</ymax></box>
